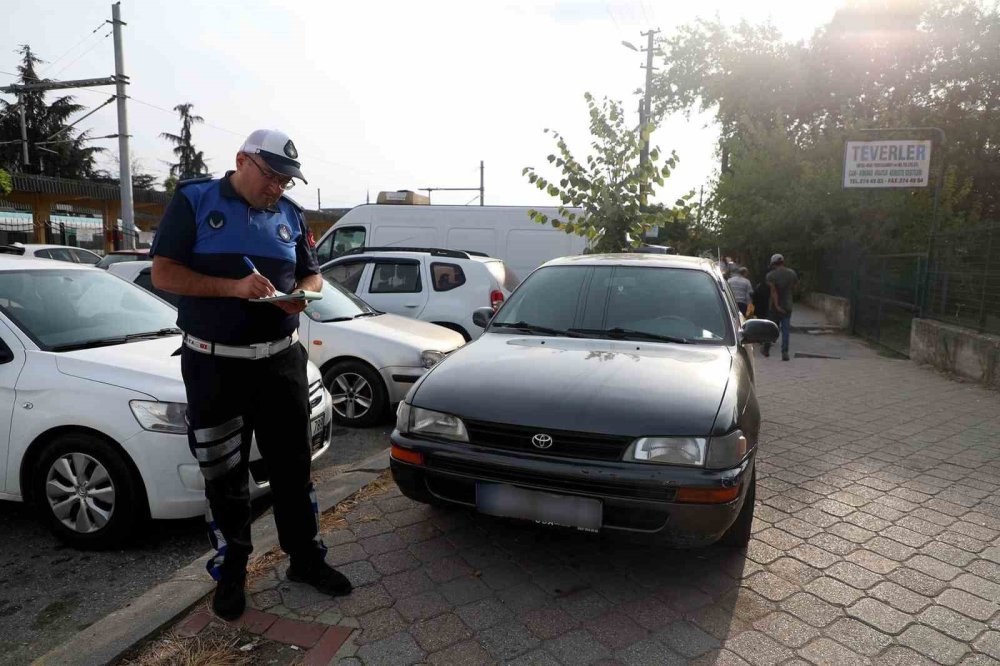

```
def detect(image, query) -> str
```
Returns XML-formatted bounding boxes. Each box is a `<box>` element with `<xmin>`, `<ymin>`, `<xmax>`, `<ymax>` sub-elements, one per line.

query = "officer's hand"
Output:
<box><xmin>273</xmin><ymin>290</ymin><xmax>308</xmax><ymax>314</ymax></box>
<box><xmin>233</xmin><ymin>274</ymin><xmax>276</xmax><ymax>299</ymax></box>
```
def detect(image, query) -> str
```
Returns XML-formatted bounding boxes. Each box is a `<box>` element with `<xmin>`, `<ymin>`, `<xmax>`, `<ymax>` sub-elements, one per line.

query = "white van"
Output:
<box><xmin>314</xmin><ymin>204</ymin><xmax>588</xmax><ymax>279</ymax></box>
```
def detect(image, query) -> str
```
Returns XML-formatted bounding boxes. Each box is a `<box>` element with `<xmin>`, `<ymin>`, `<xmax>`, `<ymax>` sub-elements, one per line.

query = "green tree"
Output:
<box><xmin>0</xmin><ymin>168</ymin><xmax>11</xmax><ymax>196</ymax></box>
<box><xmin>161</xmin><ymin>103</ymin><xmax>208</xmax><ymax>180</ymax></box>
<box><xmin>0</xmin><ymin>45</ymin><xmax>104</xmax><ymax>177</ymax></box>
<box><xmin>524</xmin><ymin>93</ymin><xmax>691</xmax><ymax>253</ymax></box>
<box><xmin>654</xmin><ymin>1</ymin><xmax>999</xmax><ymax>271</ymax></box>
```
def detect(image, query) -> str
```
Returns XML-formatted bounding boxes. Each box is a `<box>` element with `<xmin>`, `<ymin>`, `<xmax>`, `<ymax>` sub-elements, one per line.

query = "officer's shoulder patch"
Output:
<box><xmin>177</xmin><ymin>175</ymin><xmax>214</xmax><ymax>189</ymax></box>
<box><xmin>280</xmin><ymin>194</ymin><xmax>304</xmax><ymax>213</ymax></box>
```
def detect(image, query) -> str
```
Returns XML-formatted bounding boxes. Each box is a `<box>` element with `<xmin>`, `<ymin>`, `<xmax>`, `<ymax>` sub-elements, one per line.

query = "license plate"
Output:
<box><xmin>476</xmin><ymin>483</ymin><xmax>602</xmax><ymax>532</ymax></box>
<box><xmin>310</xmin><ymin>416</ymin><xmax>326</xmax><ymax>451</ymax></box>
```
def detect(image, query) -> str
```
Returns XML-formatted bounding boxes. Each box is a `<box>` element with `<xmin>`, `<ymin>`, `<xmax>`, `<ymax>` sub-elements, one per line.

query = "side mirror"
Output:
<box><xmin>740</xmin><ymin>319</ymin><xmax>779</xmax><ymax>345</ymax></box>
<box><xmin>472</xmin><ymin>307</ymin><xmax>494</xmax><ymax>329</ymax></box>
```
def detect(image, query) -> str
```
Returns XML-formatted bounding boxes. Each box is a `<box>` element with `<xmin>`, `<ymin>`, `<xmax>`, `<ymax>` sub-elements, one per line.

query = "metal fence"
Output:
<box><xmin>0</xmin><ymin>216</ymin><xmax>139</xmax><ymax>253</ymax></box>
<box><xmin>924</xmin><ymin>222</ymin><xmax>1000</xmax><ymax>336</ymax></box>
<box><xmin>854</xmin><ymin>253</ymin><xmax>927</xmax><ymax>356</ymax></box>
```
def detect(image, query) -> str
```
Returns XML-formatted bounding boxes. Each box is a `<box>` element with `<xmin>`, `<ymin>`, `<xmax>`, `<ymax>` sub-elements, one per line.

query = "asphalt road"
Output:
<box><xmin>0</xmin><ymin>420</ymin><xmax>391</xmax><ymax>666</ymax></box>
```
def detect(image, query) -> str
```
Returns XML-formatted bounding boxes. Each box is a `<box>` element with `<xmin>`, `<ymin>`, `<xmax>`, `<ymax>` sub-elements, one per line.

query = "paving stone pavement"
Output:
<box><xmin>170</xmin><ymin>334</ymin><xmax>1000</xmax><ymax>665</ymax></box>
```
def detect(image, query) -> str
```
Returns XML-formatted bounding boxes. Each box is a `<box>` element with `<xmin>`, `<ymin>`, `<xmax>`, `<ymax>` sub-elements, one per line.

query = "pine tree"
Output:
<box><xmin>160</xmin><ymin>103</ymin><xmax>209</xmax><ymax>180</ymax></box>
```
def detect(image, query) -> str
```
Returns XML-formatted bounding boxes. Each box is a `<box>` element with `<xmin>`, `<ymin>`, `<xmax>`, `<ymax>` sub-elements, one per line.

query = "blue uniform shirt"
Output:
<box><xmin>150</xmin><ymin>172</ymin><xmax>320</xmax><ymax>345</ymax></box>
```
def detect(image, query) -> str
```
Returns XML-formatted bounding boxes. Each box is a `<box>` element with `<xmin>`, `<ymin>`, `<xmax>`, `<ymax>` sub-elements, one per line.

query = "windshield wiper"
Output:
<box><xmin>568</xmin><ymin>327</ymin><xmax>691</xmax><ymax>344</ymax></box>
<box><xmin>491</xmin><ymin>321</ymin><xmax>576</xmax><ymax>337</ymax></box>
<box><xmin>353</xmin><ymin>312</ymin><xmax>381</xmax><ymax>318</ymax></box>
<box><xmin>50</xmin><ymin>328</ymin><xmax>181</xmax><ymax>352</ymax></box>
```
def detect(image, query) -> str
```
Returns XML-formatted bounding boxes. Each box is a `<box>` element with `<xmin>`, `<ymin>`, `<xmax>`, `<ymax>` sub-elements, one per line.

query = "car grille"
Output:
<box><xmin>308</xmin><ymin>380</ymin><xmax>324</xmax><ymax>409</ymax></box>
<box><xmin>463</xmin><ymin>420</ymin><xmax>632</xmax><ymax>462</ymax></box>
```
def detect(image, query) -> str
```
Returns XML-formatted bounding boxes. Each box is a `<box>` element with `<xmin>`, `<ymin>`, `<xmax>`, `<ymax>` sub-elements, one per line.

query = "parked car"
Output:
<box><xmin>96</xmin><ymin>248</ymin><xmax>150</xmax><ymax>269</ymax></box>
<box><xmin>113</xmin><ymin>261</ymin><xmax>466</xmax><ymax>428</ymax></box>
<box><xmin>106</xmin><ymin>260</ymin><xmax>179</xmax><ymax>306</ymax></box>
<box><xmin>312</xmin><ymin>202</ymin><xmax>587</xmax><ymax>278</ymax></box>
<box><xmin>301</xmin><ymin>280</ymin><xmax>465</xmax><ymax>427</ymax></box>
<box><xmin>0</xmin><ymin>256</ymin><xmax>333</xmax><ymax>548</ymax></box>
<box><xmin>390</xmin><ymin>253</ymin><xmax>778</xmax><ymax>548</ymax></box>
<box><xmin>0</xmin><ymin>242</ymin><xmax>102</xmax><ymax>265</ymax></box>
<box><xmin>321</xmin><ymin>248</ymin><xmax>517</xmax><ymax>341</ymax></box>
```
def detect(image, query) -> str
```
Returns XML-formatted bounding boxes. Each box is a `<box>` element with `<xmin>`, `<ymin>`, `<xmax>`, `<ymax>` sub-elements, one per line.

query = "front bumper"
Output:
<box><xmin>389</xmin><ymin>430</ymin><xmax>754</xmax><ymax>547</ymax></box>
<box><xmin>379</xmin><ymin>365</ymin><xmax>427</xmax><ymax>404</ymax></box>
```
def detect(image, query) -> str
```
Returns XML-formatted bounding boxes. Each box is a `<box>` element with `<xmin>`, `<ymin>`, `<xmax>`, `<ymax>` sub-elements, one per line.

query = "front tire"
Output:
<box><xmin>718</xmin><ymin>468</ymin><xmax>756</xmax><ymax>548</ymax></box>
<box><xmin>324</xmin><ymin>360</ymin><xmax>389</xmax><ymax>427</ymax></box>
<box><xmin>33</xmin><ymin>433</ymin><xmax>145</xmax><ymax>549</ymax></box>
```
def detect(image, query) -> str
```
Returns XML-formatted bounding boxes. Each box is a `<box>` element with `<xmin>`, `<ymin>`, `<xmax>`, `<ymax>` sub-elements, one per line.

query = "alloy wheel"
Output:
<box><xmin>330</xmin><ymin>372</ymin><xmax>373</xmax><ymax>420</ymax></box>
<box><xmin>45</xmin><ymin>452</ymin><xmax>116</xmax><ymax>534</ymax></box>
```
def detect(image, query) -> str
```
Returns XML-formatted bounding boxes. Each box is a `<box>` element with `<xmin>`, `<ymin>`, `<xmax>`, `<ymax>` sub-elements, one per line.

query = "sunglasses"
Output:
<box><xmin>247</xmin><ymin>154</ymin><xmax>295</xmax><ymax>190</ymax></box>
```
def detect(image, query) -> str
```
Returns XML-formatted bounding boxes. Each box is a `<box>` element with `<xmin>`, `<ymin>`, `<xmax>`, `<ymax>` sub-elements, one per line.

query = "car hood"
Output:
<box><xmin>55</xmin><ymin>336</ymin><xmax>324</xmax><ymax>403</ymax></box>
<box><xmin>323</xmin><ymin>314</ymin><xmax>465</xmax><ymax>351</ymax></box>
<box><xmin>55</xmin><ymin>336</ymin><xmax>187</xmax><ymax>402</ymax></box>
<box><xmin>412</xmin><ymin>333</ymin><xmax>734</xmax><ymax>437</ymax></box>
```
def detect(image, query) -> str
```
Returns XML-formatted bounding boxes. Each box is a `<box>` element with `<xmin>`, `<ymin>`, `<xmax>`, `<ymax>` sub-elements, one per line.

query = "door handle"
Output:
<box><xmin>404</xmin><ymin>304</ymin><xmax>420</xmax><ymax>308</ymax></box>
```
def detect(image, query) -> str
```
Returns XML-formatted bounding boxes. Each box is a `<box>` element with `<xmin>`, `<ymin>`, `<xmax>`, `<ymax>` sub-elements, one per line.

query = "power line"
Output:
<box><xmin>605</xmin><ymin>2</ymin><xmax>624</xmax><ymax>37</ymax></box>
<box><xmin>49</xmin><ymin>30</ymin><xmax>112</xmax><ymax>80</ymax></box>
<box><xmin>39</xmin><ymin>22</ymin><xmax>107</xmax><ymax>74</ymax></box>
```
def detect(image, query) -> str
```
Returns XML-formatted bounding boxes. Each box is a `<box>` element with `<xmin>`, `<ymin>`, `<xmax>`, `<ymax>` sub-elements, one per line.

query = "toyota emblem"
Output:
<box><xmin>531</xmin><ymin>433</ymin><xmax>553</xmax><ymax>449</ymax></box>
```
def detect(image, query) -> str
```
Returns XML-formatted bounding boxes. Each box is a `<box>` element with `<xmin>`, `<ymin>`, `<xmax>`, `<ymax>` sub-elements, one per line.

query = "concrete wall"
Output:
<box><xmin>910</xmin><ymin>318</ymin><xmax>1000</xmax><ymax>388</ymax></box>
<box><xmin>804</xmin><ymin>292</ymin><xmax>851</xmax><ymax>329</ymax></box>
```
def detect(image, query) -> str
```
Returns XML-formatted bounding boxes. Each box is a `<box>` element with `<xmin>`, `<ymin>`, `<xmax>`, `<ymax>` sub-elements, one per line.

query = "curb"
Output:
<box><xmin>34</xmin><ymin>448</ymin><xmax>391</xmax><ymax>666</ymax></box>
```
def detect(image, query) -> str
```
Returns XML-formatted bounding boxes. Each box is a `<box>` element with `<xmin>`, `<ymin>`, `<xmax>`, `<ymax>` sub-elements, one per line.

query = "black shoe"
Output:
<box><xmin>782</xmin><ymin>351</ymin><xmax>790</xmax><ymax>361</ymax></box>
<box><xmin>761</xmin><ymin>346</ymin><xmax>770</xmax><ymax>358</ymax></box>
<box><xmin>287</xmin><ymin>560</ymin><xmax>353</xmax><ymax>596</ymax></box>
<box><xmin>212</xmin><ymin>571</ymin><xmax>247</xmax><ymax>621</ymax></box>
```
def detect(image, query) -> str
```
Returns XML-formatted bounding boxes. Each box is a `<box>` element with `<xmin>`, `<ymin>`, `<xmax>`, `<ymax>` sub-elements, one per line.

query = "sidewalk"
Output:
<box><xmin>45</xmin><ymin>330</ymin><xmax>1000</xmax><ymax>666</ymax></box>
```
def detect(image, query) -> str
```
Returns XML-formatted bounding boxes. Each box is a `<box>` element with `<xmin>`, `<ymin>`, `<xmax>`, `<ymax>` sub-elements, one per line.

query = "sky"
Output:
<box><xmin>2</xmin><ymin>0</ymin><xmax>844</xmax><ymax>210</ymax></box>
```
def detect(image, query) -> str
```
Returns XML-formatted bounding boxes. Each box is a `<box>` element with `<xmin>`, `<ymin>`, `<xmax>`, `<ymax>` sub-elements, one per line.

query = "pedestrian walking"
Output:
<box><xmin>150</xmin><ymin>129</ymin><xmax>352</xmax><ymax>621</ymax></box>
<box><xmin>751</xmin><ymin>270</ymin><xmax>771</xmax><ymax>322</ymax></box>
<box><xmin>727</xmin><ymin>267</ymin><xmax>753</xmax><ymax>316</ymax></box>
<box><xmin>762</xmin><ymin>253</ymin><xmax>798</xmax><ymax>361</ymax></box>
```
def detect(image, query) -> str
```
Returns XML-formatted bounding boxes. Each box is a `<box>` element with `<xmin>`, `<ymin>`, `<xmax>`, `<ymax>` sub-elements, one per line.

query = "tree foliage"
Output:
<box><xmin>0</xmin><ymin>168</ymin><xmax>11</xmax><ymax>196</ymax></box>
<box><xmin>655</xmin><ymin>1</ymin><xmax>999</xmax><ymax>276</ymax></box>
<box><xmin>523</xmin><ymin>93</ymin><xmax>692</xmax><ymax>253</ymax></box>
<box><xmin>0</xmin><ymin>45</ymin><xmax>104</xmax><ymax>178</ymax></box>
<box><xmin>161</xmin><ymin>103</ymin><xmax>208</xmax><ymax>181</ymax></box>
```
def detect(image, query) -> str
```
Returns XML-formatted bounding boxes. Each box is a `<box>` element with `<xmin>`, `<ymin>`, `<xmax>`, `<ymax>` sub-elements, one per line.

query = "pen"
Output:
<box><xmin>243</xmin><ymin>256</ymin><xmax>261</xmax><ymax>276</ymax></box>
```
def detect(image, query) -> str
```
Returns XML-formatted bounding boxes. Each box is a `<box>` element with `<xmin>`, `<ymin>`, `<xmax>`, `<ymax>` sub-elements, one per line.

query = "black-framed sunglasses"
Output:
<box><xmin>247</xmin><ymin>154</ymin><xmax>295</xmax><ymax>190</ymax></box>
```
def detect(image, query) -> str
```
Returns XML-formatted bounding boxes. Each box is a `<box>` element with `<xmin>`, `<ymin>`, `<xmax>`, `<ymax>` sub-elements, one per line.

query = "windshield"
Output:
<box><xmin>306</xmin><ymin>279</ymin><xmax>378</xmax><ymax>322</ymax></box>
<box><xmin>490</xmin><ymin>265</ymin><xmax>731</xmax><ymax>344</ymax></box>
<box><xmin>0</xmin><ymin>269</ymin><xmax>179</xmax><ymax>350</ymax></box>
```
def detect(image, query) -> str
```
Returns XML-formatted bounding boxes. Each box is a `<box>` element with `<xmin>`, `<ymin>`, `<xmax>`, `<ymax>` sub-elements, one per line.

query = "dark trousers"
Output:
<box><xmin>737</xmin><ymin>302</ymin><xmax>748</xmax><ymax>316</ymax></box>
<box><xmin>181</xmin><ymin>343</ymin><xmax>325</xmax><ymax>580</ymax></box>
<box><xmin>763</xmin><ymin>312</ymin><xmax>792</xmax><ymax>354</ymax></box>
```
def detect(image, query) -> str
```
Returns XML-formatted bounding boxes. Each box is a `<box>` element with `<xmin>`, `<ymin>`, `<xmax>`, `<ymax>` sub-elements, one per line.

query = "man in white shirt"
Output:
<box><xmin>727</xmin><ymin>267</ymin><xmax>753</xmax><ymax>316</ymax></box>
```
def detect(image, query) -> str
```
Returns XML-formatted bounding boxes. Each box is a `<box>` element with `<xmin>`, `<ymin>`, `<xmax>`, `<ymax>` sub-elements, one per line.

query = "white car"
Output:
<box><xmin>0</xmin><ymin>257</ymin><xmax>332</xmax><ymax>548</ymax></box>
<box><xmin>321</xmin><ymin>248</ymin><xmax>518</xmax><ymax>341</ymax></box>
<box><xmin>110</xmin><ymin>261</ymin><xmax>466</xmax><ymax>428</ymax></box>
<box><xmin>301</xmin><ymin>280</ymin><xmax>465</xmax><ymax>427</ymax></box>
<box><xmin>0</xmin><ymin>242</ymin><xmax>102</xmax><ymax>265</ymax></box>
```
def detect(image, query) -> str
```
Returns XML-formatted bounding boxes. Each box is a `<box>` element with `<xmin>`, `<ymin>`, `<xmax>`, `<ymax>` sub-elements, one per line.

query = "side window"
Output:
<box><xmin>44</xmin><ymin>248</ymin><xmax>74</xmax><ymax>263</ymax></box>
<box><xmin>323</xmin><ymin>261</ymin><xmax>367</xmax><ymax>292</ymax></box>
<box><xmin>71</xmin><ymin>249</ymin><xmax>101</xmax><ymax>265</ymax></box>
<box><xmin>370</xmin><ymin>261</ymin><xmax>421</xmax><ymax>294</ymax></box>
<box><xmin>431</xmin><ymin>262</ymin><xmax>466</xmax><ymax>292</ymax></box>
<box><xmin>330</xmin><ymin>227</ymin><xmax>366</xmax><ymax>259</ymax></box>
<box><xmin>314</xmin><ymin>234</ymin><xmax>334</xmax><ymax>265</ymax></box>
<box><xmin>34</xmin><ymin>250</ymin><xmax>51</xmax><ymax>259</ymax></box>
<box><xmin>135</xmin><ymin>269</ymin><xmax>180</xmax><ymax>306</ymax></box>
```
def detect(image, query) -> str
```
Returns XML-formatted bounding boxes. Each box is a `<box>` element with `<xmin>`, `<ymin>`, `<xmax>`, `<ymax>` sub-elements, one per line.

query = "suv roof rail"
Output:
<box><xmin>341</xmin><ymin>246</ymin><xmax>472</xmax><ymax>259</ymax></box>
<box><xmin>462</xmin><ymin>250</ymin><xmax>490</xmax><ymax>257</ymax></box>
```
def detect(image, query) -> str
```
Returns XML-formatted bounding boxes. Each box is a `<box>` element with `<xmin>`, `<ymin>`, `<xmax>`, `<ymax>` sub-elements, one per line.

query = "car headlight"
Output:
<box><xmin>623</xmin><ymin>437</ymin><xmax>707</xmax><ymax>466</ymax></box>
<box><xmin>405</xmin><ymin>405</ymin><xmax>469</xmax><ymax>442</ymax></box>
<box><xmin>421</xmin><ymin>350</ymin><xmax>446</xmax><ymax>369</ymax></box>
<box><xmin>396</xmin><ymin>401</ymin><xmax>411</xmax><ymax>433</ymax></box>
<box><xmin>130</xmin><ymin>400</ymin><xmax>187</xmax><ymax>435</ymax></box>
<box><xmin>705</xmin><ymin>429</ymin><xmax>749</xmax><ymax>469</ymax></box>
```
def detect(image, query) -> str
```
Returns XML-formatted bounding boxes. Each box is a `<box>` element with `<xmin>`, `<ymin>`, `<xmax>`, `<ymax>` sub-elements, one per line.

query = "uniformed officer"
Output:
<box><xmin>150</xmin><ymin>129</ymin><xmax>351</xmax><ymax>620</ymax></box>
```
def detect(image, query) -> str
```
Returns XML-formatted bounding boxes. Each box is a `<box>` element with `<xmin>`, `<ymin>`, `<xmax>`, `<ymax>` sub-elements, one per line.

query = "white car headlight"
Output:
<box><xmin>623</xmin><ymin>437</ymin><xmax>707</xmax><ymax>466</ymax></box>
<box><xmin>421</xmin><ymin>350</ymin><xmax>446</xmax><ymax>369</ymax></box>
<box><xmin>706</xmin><ymin>429</ymin><xmax>749</xmax><ymax>469</ymax></box>
<box><xmin>409</xmin><ymin>406</ymin><xmax>469</xmax><ymax>442</ymax></box>
<box><xmin>130</xmin><ymin>400</ymin><xmax>187</xmax><ymax>435</ymax></box>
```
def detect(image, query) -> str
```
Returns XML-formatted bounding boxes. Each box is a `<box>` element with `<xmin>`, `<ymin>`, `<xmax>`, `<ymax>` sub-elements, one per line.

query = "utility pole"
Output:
<box><xmin>18</xmin><ymin>95</ymin><xmax>29</xmax><ymax>165</ymax></box>
<box><xmin>638</xmin><ymin>29</ymin><xmax>659</xmax><ymax>171</ymax></box>
<box><xmin>317</xmin><ymin>188</ymin><xmax>321</xmax><ymax>209</ymax></box>
<box><xmin>421</xmin><ymin>161</ymin><xmax>486</xmax><ymax>205</ymax></box>
<box><xmin>480</xmin><ymin>160</ymin><xmax>485</xmax><ymax>206</ymax></box>
<box><xmin>110</xmin><ymin>2</ymin><xmax>134</xmax><ymax>233</ymax></box>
